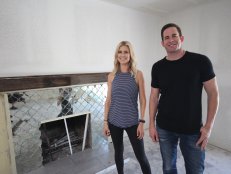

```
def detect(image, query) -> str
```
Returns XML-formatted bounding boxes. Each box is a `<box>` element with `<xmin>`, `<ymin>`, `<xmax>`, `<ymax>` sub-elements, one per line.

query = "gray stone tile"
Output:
<box><xmin>28</xmin><ymin>129</ymin><xmax>231</xmax><ymax>174</ymax></box>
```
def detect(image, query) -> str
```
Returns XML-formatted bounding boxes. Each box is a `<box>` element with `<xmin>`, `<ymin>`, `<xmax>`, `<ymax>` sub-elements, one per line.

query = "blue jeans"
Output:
<box><xmin>157</xmin><ymin>125</ymin><xmax>205</xmax><ymax>174</ymax></box>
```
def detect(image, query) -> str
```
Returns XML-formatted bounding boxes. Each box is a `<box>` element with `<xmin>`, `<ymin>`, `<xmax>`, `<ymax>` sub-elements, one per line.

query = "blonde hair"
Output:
<box><xmin>112</xmin><ymin>41</ymin><xmax>137</xmax><ymax>78</ymax></box>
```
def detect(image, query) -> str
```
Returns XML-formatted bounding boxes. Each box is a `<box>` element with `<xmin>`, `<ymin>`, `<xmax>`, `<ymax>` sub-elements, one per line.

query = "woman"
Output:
<box><xmin>103</xmin><ymin>41</ymin><xmax>151</xmax><ymax>174</ymax></box>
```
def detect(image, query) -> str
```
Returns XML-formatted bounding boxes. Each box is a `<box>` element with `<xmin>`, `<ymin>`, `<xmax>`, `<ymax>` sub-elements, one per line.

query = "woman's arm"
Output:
<box><xmin>137</xmin><ymin>70</ymin><xmax>146</xmax><ymax>121</ymax></box>
<box><xmin>103</xmin><ymin>73</ymin><xmax>114</xmax><ymax>136</ymax></box>
<box><xmin>136</xmin><ymin>70</ymin><xmax>146</xmax><ymax>139</ymax></box>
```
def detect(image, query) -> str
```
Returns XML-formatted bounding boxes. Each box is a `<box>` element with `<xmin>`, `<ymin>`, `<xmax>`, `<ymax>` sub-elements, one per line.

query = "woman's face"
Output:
<box><xmin>117</xmin><ymin>45</ymin><xmax>130</xmax><ymax>65</ymax></box>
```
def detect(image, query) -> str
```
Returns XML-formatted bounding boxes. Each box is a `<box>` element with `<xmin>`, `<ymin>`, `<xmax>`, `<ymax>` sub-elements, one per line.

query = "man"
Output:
<box><xmin>149</xmin><ymin>23</ymin><xmax>219</xmax><ymax>174</ymax></box>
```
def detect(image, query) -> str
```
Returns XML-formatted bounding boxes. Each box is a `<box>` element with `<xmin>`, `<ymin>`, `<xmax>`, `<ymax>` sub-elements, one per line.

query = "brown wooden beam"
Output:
<box><xmin>0</xmin><ymin>72</ymin><xmax>109</xmax><ymax>92</ymax></box>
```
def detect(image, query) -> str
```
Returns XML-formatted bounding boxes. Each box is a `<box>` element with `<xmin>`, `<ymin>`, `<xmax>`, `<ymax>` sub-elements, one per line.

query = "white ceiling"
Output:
<box><xmin>100</xmin><ymin>0</ymin><xmax>221</xmax><ymax>16</ymax></box>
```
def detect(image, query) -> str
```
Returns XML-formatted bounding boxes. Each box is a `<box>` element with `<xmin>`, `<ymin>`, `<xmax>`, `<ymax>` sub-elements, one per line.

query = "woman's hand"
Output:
<box><xmin>137</xmin><ymin>123</ymin><xmax>144</xmax><ymax>139</ymax></box>
<box><xmin>103</xmin><ymin>123</ymin><xmax>110</xmax><ymax>136</ymax></box>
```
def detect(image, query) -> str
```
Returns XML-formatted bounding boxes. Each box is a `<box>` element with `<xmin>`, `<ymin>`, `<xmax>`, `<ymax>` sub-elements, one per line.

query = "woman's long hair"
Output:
<box><xmin>112</xmin><ymin>41</ymin><xmax>137</xmax><ymax>78</ymax></box>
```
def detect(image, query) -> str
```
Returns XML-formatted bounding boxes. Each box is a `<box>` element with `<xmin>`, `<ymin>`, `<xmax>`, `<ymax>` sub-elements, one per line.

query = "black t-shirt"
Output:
<box><xmin>151</xmin><ymin>51</ymin><xmax>215</xmax><ymax>134</ymax></box>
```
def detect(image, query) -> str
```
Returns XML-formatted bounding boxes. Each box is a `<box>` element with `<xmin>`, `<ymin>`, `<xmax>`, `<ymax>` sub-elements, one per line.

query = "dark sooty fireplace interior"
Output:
<box><xmin>40</xmin><ymin>113</ymin><xmax>92</xmax><ymax>164</ymax></box>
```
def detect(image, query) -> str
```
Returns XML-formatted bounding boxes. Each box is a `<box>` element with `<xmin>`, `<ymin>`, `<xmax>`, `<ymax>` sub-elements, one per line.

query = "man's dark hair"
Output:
<box><xmin>161</xmin><ymin>23</ymin><xmax>182</xmax><ymax>41</ymax></box>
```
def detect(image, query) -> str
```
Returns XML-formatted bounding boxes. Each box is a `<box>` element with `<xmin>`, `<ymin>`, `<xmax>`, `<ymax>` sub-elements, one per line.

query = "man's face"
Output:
<box><xmin>161</xmin><ymin>27</ymin><xmax>184</xmax><ymax>53</ymax></box>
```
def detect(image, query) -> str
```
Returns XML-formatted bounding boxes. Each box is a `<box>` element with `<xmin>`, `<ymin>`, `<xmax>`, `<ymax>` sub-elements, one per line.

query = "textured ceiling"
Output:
<box><xmin>100</xmin><ymin>0</ymin><xmax>220</xmax><ymax>16</ymax></box>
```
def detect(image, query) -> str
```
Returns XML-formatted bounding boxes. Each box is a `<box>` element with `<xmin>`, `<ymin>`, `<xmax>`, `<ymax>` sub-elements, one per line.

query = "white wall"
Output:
<box><xmin>0</xmin><ymin>0</ymin><xmax>159</xmax><ymax>77</ymax></box>
<box><xmin>162</xmin><ymin>0</ymin><xmax>231</xmax><ymax>151</ymax></box>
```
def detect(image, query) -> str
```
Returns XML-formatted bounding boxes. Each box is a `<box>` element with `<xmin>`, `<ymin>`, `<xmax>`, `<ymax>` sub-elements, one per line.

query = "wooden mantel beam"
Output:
<box><xmin>0</xmin><ymin>72</ymin><xmax>109</xmax><ymax>92</ymax></box>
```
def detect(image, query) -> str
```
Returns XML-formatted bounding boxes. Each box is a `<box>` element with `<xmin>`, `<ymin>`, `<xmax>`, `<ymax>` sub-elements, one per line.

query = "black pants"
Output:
<box><xmin>57</xmin><ymin>100</ymin><xmax>73</xmax><ymax>117</ymax></box>
<box><xmin>109</xmin><ymin>123</ymin><xmax>151</xmax><ymax>174</ymax></box>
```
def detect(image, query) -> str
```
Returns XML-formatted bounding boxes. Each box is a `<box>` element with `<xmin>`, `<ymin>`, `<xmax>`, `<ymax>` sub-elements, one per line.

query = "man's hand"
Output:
<box><xmin>149</xmin><ymin>126</ymin><xmax>159</xmax><ymax>142</ymax></box>
<box><xmin>196</xmin><ymin>126</ymin><xmax>211</xmax><ymax>150</ymax></box>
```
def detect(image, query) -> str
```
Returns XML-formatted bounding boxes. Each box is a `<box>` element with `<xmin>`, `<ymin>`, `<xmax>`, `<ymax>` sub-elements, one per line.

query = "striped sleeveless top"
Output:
<box><xmin>108</xmin><ymin>72</ymin><xmax>139</xmax><ymax>128</ymax></box>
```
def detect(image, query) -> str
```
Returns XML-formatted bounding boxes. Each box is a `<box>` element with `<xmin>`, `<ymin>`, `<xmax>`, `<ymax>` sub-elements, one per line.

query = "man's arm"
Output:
<box><xmin>196</xmin><ymin>77</ymin><xmax>219</xmax><ymax>149</ymax></box>
<box><xmin>149</xmin><ymin>87</ymin><xmax>160</xmax><ymax>142</ymax></box>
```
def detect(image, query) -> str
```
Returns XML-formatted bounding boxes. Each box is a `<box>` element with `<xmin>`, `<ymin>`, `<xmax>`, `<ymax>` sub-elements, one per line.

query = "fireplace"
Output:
<box><xmin>39</xmin><ymin>112</ymin><xmax>92</xmax><ymax>164</ymax></box>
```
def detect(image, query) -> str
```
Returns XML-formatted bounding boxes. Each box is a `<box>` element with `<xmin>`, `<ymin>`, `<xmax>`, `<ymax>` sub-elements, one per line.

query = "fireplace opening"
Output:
<box><xmin>39</xmin><ymin>113</ymin><xmax>92</xmax><ymax>164</ymax></box>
